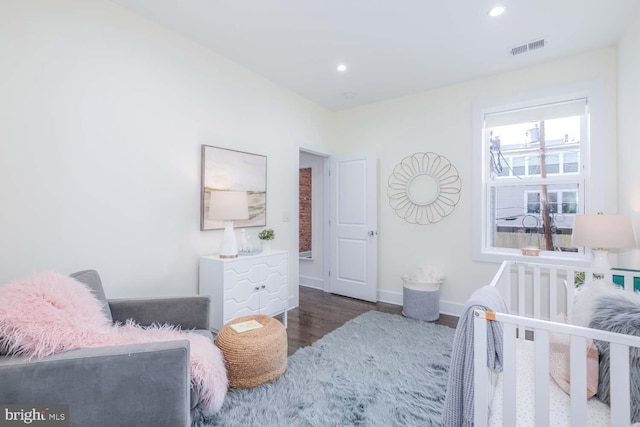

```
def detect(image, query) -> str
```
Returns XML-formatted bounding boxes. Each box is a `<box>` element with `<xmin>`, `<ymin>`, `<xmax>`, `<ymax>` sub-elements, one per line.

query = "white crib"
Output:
<box><xmin>473</xmin><ymin>261</ymin><xmax>640</xmax><ymax>427</ymax></box>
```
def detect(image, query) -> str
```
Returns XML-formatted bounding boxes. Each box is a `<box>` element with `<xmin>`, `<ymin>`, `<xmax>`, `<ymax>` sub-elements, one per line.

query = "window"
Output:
<box><xmin>525</xmin><ymin>190</ymin><xmax>577</xmax><ymax>214</ymax></box>
<box><xmin>561</xmin><ymin>191</ymin><xmax>577</xmax><ymax>214</ymax></box>
<box><xmin>475</xmin><ymin>95</ymin><xmax>590</xmax><ymax>261</ymax></box>
<box><xmin>563</xmin><ymin>152</ymin><xmax>579</xmax><ymax>173</ymax></box>
<box><xmin>528</xmin><ymin>155</ymin><xmax>540</xmax><ymax>175</ymax></box>
<box><xmin>546</xmin><ymin>154</ymin><xmax>560</xmax><ymax>174</ymax></box>
<box><xmin>512</xmin><ymin>156</ymin><xmax>525</xmax><ymax>176</ymax></box>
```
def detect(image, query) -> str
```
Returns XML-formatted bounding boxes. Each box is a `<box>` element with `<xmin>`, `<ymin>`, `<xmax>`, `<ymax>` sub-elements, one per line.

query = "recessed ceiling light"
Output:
<box><xmin>488</xmin><ymin>5</ymin><xmax>505</xmax><ymax>17</ymax></box>
<box><xmin>336</xmin><ymin>64</ymin><xmax>347</xmax><ymax>72</ymax></box>
<box><xmin>342</xmin><ymin>92</ymin><xmax>357</xmax><ymax>99</ymax></box>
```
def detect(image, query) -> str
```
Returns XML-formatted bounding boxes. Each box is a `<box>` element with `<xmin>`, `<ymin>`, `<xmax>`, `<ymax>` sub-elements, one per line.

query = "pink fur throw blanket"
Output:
<box><xmin>0</xmin><ymin>271</ymin><xmax>227</xmax><ymax>414</ymax></box>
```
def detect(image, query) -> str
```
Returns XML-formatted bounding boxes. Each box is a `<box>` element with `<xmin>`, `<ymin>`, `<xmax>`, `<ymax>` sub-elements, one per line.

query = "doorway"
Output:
<box><xmin>298</xmin><ymin>150</ymin><xmax>329</xmax><ymax>292</ymax></box>
<box><xmin>295</xmin><ymin>149</ymin><xmax>378</xmax><ymax>304</ymax></box>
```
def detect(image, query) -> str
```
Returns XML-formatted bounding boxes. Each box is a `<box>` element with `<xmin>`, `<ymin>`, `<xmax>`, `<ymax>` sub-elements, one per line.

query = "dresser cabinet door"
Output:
<box><xmin>221</xmin><ymin>253</ymin><xmax>288</xmax><ymax>324</ymax></box>
<box><xmin>259</xmin><ymin>254</ymin><xmax>288</xmax><ymax>315</ymax></box>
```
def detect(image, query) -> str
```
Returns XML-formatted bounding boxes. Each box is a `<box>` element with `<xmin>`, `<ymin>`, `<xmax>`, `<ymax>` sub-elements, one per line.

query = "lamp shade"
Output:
<box><xmin>208</xmin><ymin>191</ymin><xmax>249</xmax><ymax>221</ymax></box>
<box><xmin>572</xmin><ymin>214</ymin><xmax>636</xmax><ymax>250</ymax></box>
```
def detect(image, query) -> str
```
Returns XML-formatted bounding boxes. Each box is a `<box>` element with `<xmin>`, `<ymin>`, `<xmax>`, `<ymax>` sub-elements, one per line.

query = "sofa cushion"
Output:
<box><xmin>70</xmin><ymin>270</ymin><xmax>113</xmax><ymax>323</ymax></box>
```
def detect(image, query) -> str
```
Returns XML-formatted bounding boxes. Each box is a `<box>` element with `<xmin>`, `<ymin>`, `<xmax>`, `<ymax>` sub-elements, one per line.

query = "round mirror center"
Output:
<box><xmin>407</xmin><ymin>173</ymin><xmax>439</xmax><ymax>206</ymax></box>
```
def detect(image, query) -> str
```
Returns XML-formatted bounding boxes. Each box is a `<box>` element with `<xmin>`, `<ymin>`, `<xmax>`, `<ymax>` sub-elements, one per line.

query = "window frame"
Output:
<box><xmin>472</xmin><ymin>85</ymin><xmax>606</xmax><ymax>266</ymax></box>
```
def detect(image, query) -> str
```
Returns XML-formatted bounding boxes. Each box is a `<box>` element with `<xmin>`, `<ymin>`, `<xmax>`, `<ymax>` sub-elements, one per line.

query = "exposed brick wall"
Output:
<box><xmin>299</xmin><ymin>168</ymin><xmax>312</xmax><ymax>252</ymax></box>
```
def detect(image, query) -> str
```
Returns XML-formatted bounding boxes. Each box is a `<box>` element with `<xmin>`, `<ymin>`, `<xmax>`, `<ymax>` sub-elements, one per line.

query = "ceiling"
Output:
<box><xmin>112</xmin><ymin>0</ymin><xmax>639</xmax><ymax>111</ymax></box>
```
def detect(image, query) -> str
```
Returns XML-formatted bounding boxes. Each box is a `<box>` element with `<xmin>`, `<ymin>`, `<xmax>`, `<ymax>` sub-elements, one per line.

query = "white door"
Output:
<box><xmin>330</xmin><ymin>151</ymin><xmax>378</xmax><ymax>302</ymax></box>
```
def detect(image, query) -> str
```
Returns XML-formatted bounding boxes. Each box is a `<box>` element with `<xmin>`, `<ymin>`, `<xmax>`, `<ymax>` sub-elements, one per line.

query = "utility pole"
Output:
<box><xmin>538</xmin><ymin>121</ymin><xmax>554</xmax><ymax>250</ymax></box>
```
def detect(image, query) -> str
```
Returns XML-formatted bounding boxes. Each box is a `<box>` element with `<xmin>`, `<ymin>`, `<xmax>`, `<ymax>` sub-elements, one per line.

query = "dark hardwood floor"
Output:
<box><xmin>279</xmin><ymin>286</ymin><xmax>459</xmax><ymax>356</ymax></box>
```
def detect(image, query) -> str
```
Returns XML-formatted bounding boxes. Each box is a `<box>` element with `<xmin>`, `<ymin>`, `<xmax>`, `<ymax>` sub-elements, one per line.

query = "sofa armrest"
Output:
<box><xmin>108</xmin><ymin>296</ymin><xmax>210</xmax><ymax>330</ymax></box>
<box><xmin>0</xmin><ymin>341</ymin><xmax>190</xmax><ymax>427</ymax></box>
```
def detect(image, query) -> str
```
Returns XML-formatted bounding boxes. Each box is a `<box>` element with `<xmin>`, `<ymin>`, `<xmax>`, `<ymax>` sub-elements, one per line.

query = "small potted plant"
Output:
<box><xmin>258</xmin><ymin>228</ymin><xmax>275</xmax><ymax>252</ymax></box>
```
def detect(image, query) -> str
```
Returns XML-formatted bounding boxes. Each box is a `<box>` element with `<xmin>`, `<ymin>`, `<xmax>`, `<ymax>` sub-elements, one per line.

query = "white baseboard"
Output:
<box><xmin>439</xmin><ymin>300</ymin><xmax>464</xmax><ymax>317</ymax></box>
<box><xmin>299</xmin><ymin>275</ymin><xmax>324</xmax><ymax>291</ymax></box>
<box><xmin>289</xmin><ymin>295</ymin><xmax>298</xmax><ymax>310</ymax></box>
<box><xmin>376</xmin><ymin>289</ymin><xmax>463</xmax><ymax>317</ymax></box>
<box><xmin>376</xmin><ymin>289</ymin><xmax>403</xmax><ymax>305</ymax></box>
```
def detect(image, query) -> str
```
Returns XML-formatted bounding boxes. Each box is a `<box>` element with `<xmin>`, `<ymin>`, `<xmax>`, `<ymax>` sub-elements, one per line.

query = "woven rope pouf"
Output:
<box><xmin>215</xmin><ymin>314</ymin><xmax>288</xmax><ymax>389</ymax></box>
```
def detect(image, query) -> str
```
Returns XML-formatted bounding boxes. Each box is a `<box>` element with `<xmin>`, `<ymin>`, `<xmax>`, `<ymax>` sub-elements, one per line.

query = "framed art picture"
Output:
<box><xmin>201</xmin><ymin>145</ymin><xmax>267</xmax><ymax>230</ymax></box>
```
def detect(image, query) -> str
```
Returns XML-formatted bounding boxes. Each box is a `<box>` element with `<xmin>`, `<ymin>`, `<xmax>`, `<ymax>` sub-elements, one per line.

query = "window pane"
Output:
<box><xmin>562</xmin><ymin>191</ymin><xmax>577</xmax><ymax>214</ymax></box>
<box><xmin>491</xmin><ymin>183</ymin><xmax>580</xmax><ymax>252</ymax></box>
<box><xmin>492</xmin><ymin>148</ymin><xmax>510</xmax><ymax>176</ymax></box>
<box><xmin>546</xmin><ymin>192</ymin><xmax>558</xmax><ymax>214</ymax></box>
<box><xmin>546</xmin><ymin>154</ymin><xmax>560</xmax><ymax>174</ymax></box>
<box><xmin>512</xmin><ymin>156</ymin><xmax>525</xmax><ymax>176</ymax></box>
<box><xmin>527</xmin><ymin>192</ymin><xmax>540</xmax><ymax>213</ymax></box>
<box><xmin>488</xmin><ymin>116</ymin><xmax>581</xmax><ymax>181</ymax></box>
<box><xmin>528</xmin><ymin>155</ymin><xmax>540</xmax><ymax>175</ymax></box>
<box><xmin>563</xmin><ymin>152</ymin><xmax>579</xmax><ymax>173</ymax></box>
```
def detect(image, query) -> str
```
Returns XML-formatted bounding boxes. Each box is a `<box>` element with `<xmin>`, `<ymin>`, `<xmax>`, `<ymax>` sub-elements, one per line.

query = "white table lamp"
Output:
<box><xmin>208</xmin><ymin>191</ymin><xmax>249</xmax><ymax>258</ymax></box>
<box><xmin>572</xmin><ymin>212</ymin><xmax>636</xmax><ymax>269</ymax></box>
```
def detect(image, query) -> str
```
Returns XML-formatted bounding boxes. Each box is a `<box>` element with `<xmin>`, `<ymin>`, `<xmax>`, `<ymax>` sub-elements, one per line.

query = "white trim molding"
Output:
<box><xmin>299</xmin><ymin>275</ymin><xmax>325</xmax><ymax>290</ymax></box>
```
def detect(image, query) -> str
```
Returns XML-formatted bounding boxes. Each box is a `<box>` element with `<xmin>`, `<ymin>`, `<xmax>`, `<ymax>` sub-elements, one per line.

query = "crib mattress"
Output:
<box><xmin>488</xmin><ymin>340</ymin><xmax>610</xmax><ymax>427</ymax></box>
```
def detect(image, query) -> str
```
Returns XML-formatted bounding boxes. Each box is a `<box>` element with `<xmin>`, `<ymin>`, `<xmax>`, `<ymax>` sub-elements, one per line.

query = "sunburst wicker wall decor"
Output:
<box><xmin>387</xmin><ymin>152</ymin><xmax>462</xmax><ymax>225</ymax></box>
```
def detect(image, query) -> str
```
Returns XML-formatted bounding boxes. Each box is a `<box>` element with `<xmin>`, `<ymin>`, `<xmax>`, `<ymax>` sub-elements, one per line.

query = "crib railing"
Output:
<box><xmin>474</xmin><ymin>309</ymin><xmax>640</xmax><ymax>427</ymax></box>
<box><xmin>474</xmin><ymin>261</ymin><xmax>640</xmax><ymax>427</ymax></box>
<box><xmin>489</xmin><ymin>260</ymin><xmax>638</xmax><ymax>324</ymax></box>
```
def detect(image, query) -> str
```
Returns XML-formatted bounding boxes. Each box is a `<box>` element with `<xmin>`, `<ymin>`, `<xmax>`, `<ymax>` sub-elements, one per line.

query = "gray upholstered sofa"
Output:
<box><xmin>0</xmin><ymin>270</ymin><xmax>213</xmax><ymax>427</ymax></box>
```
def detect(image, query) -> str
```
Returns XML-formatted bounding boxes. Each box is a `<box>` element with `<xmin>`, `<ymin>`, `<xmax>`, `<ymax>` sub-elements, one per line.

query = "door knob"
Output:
<box><xmin>368</xmin><ymin>230</ymin><xmax>378</xmax><ymax>236</ymax></box>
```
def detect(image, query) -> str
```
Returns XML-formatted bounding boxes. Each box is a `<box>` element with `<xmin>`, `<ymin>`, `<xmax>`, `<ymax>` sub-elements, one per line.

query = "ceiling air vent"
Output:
<box><xmin>510</xmin><ymin>38</ymin><xmax>546</xmax><ymax>56</ymax></box>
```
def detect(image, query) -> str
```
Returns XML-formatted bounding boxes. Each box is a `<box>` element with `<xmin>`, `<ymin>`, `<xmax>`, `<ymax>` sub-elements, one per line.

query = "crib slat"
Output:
<box><xmin>569</xmin><ymin>335</ymin><xmax>587</xmax><ymax>427</ymax></box>
<box><xmin>518</xmin><ymin>265</ymin><xmax>525</xmax><ymax>340</ymax></box>
<box><xmin>504</xmin><ymin>264</ymin><xmax>512</xmax><ymax>312</ymax></box>
<box><xmin>534</xmin><ymin>329</ymin><xmax>550</xmax><ymax>427</ymax></box>
<box><xmin>473</xmin><ymin>312</ymin><xmax>489</xmax><ymax>427</ymax></box>
<box><xmin>533</xmin><ymin>266</ymin><xmax>541</xmax><ymax>320</ymax></box>
<box><xmin>503</xmin><ymin>323</ymin><xmax>517</xmax><ymax>427</ymax></box>
<box><xmin>518</xmin><ymin>265</ymin><xmax>525</xmax><ymax>316</ymax></box>
<box><xmin>566</xmin><ymin>270</ymin><xmax>575</xmax><ymax>319</ymax></box>
<box><xmin>550</xmin><ymin>269</ymin><xmax>558</xmax><ymax>319</ymax></box>
<box><xmin>610</xmin><ymin>343</ymin><xmax>631</xmax><ymax>427</ymax></box>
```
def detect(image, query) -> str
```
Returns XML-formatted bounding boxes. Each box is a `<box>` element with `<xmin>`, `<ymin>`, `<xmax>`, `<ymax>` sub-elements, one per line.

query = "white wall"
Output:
<box><xmin>298</xmin><ymin>152</ymin><xmax>325</xmax><ymax>288</ymax></box>
<box><xmin>1</xmin><ymin>1</ymin><xmax>629</xmax><ymax>310</ymax></box>
<box><xmin>331</xmin><ymin>48</ymin><xmax>619</xmax><ymax>307</ymax></box>
<box><xmin>0</xmin><ymin>0</ymin><xmax>331</xmax><ymax>299</ymax></box>
<box><xmin>617</xmin><ymin>7</ymin><xmax>640</xmax><ymax>268</ymax></box>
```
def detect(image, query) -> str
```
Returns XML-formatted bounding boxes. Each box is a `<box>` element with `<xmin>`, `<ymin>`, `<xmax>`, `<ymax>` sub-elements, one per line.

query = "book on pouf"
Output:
<box><xmin>230</xmin><ymin>319</ymin><xmax>264</xmax><ymax>333</ymax></box>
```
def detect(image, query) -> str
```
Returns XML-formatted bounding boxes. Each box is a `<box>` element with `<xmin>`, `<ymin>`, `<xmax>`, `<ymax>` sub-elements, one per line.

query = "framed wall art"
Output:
<box><xmin>201</xmin><ymin>145</ymin><xmax>267</xmax><ymax>230</ymax></box>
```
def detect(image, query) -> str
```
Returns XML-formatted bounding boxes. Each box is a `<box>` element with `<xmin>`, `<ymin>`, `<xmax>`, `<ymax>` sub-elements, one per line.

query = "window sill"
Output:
<box><xmin>299</xmin><ymin>251</ymin><xmax>313</xmax><ymax>261</ymax></box>
<box><xmin>473</xmin><ymin>248</ymin><xmax>591</xmax><ymax>267</ymax></box>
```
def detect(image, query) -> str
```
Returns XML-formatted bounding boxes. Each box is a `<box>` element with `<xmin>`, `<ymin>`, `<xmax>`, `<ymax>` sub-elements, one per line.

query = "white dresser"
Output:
<box><xmin>199</xmin><ymin>250</ymin><xmax>289</xmax><ymax>331</ymax></box>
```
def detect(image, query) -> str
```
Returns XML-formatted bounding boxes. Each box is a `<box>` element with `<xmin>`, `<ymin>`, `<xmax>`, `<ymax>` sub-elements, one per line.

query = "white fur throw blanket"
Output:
<box><xmin>0</xmin><ymin>271</ymin><xmax>227</xmax><ymax>415</ymax></box>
